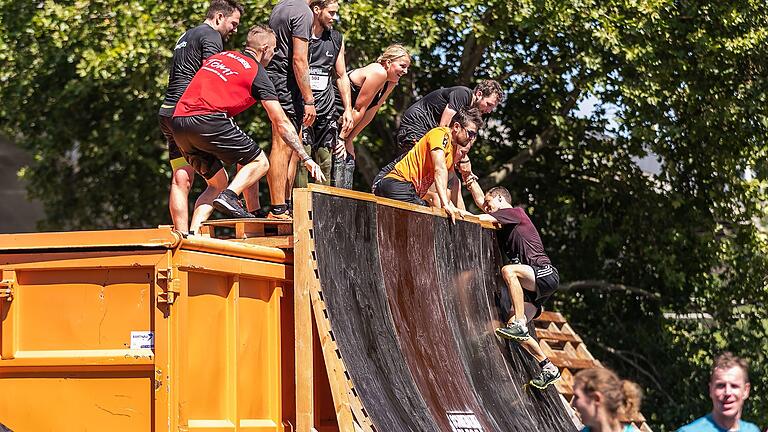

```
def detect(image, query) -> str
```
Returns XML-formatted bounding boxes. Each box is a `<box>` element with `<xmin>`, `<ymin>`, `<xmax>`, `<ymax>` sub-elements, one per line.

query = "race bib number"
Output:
<box><xmin>310</xmin><ymin>73</ymin><xmax>329</xmax><ymax>91</ymax></box>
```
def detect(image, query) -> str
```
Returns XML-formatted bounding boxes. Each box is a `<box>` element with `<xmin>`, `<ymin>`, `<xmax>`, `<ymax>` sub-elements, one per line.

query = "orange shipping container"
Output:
<box><xmin>0</xmin><ymin>227</ymin><xmax>296</xmax><ymax>432</ymax></box>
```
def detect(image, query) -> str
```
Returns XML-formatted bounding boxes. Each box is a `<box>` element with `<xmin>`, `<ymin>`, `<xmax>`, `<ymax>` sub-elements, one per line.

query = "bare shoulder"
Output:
<box><xmin>361</xmin><ymin>62</ymin><xmax>387</xmax><ymax>81</ymax></box>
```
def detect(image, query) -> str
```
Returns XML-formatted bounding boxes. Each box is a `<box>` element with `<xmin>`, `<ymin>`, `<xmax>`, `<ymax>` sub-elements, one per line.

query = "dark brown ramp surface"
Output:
<box><xmin>377</xmin><ymin>206</ymin><xmax>494</xmax><ymax>432</ymax></box>
<box><xmin>432</xmin><ymin>216</ymin><xmax>578</xmax><ymax>431</ymax></box>
<box><xmin>310</xmin><ymin>191</ymin><xmax>577</xmax><ymax>432</ymax></box>
<box><xmin>312</xmin><ymin>195</ymin><xmax>441</xmax><ymax>432</ymax></box>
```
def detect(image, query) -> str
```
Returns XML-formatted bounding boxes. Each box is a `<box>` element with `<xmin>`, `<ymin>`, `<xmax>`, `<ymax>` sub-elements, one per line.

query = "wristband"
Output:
<box><xmin>304</xmin><ymin>100</ymin><xmax>315</xmax><ymax>106</ymax></box>
<box><xmin>302</xmin><ymin>155</ymin><xmax>311</xmax><ymax>163</ymax></box>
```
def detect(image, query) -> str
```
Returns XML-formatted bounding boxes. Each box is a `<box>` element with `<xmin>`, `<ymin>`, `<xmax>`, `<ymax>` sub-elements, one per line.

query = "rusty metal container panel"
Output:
<box><xmin>0</xmin><ymin>228</ymin><xmax>291</xmax><ymax>432</ymax></box>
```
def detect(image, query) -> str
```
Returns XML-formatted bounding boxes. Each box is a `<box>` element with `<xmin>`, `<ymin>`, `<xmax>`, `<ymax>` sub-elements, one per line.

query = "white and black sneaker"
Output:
<box><xmin>213</xmin><ymin>190</ymin><xmax>251</xmax><ymax>219</ymax></box>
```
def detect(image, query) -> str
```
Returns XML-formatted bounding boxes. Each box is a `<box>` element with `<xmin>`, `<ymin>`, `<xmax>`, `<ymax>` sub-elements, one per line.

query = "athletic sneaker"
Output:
<box><xmin>213</xmin><ymin>191</ymin><xmax>251</xmax><ymax>218</ymax></box>
<box><xmin>495</xmin><ymin>321</ymin><xmax>530</xmax><ymax>341</ymax></box>
<box><xmin>267</xmin><ymin>210</ymin><xmax>292</xmax><ymax>220</ymax></box>
<box><xmin>529</xmin><ymin>367</ymin><xmax>562</xmax><ymax>389</ymax></box>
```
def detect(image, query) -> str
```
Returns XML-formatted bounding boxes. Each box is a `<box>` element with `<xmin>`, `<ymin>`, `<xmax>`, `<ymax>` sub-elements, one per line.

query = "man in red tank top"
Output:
<box><xmin>173</xmin><ymin>25</ymin><xmax>325</xmax><ymax>233</ymax></box>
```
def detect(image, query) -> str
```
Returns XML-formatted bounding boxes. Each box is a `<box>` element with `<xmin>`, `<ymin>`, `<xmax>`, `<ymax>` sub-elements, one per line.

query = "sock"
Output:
<box><xmin>221</xmin><ymin>189</ymin><xmax>238</xmax><ymax>200</ymax></box>
<box><xmin>272</xmin><ymin>204</ymin><xmax>288</xmax><ymax>214</ymax></box>
<box><xmin>540</xmin><ymin>359</ymin><xmax>558</xmax><ymax>372</ymax></box>
<box><xmin>507</xmin><ymin>318</ymin><xmax>526</xmax><ymax>329</ymax></box>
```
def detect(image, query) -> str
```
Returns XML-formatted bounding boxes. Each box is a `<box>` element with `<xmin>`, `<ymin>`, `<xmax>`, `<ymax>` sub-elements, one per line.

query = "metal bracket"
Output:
<box><xmin>0</xmin><ymin>276</ymin><xmax>15</xmax><ymax>302</ymax></box>
<box><xmin>156</xmin><ymin>266</ymin><xmax>180</xmax><ymax>305</ymax></box>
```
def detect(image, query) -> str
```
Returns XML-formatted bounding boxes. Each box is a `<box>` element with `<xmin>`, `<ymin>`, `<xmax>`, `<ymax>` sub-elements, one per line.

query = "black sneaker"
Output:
<box><xmin>529</xmin><ymin>367</ymin><xmax>562</xmax><ymax>389</ymax></box>
<box><xmin>213</xmin><ymin>192</ymin><xmax>251</xmax><ymax>218</ymax></box>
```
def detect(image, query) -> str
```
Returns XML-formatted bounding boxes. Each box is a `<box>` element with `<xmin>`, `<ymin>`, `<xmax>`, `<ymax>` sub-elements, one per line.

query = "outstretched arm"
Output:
<box><xmin>431</xmin><ymin>148</ymin><xmax>461</xmax><ymax>223</ymax></box>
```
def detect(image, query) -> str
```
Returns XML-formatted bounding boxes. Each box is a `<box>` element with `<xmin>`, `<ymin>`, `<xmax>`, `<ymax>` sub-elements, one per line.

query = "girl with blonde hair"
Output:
<box><xmin>333</xmin><ymin>44</ymin><xmax>411</xmax><ymax>188</ymax></box>
<box><xmin>572</xmin><ymin>368</ymin><xmax>644</xmax><ymax>432</ymax></box>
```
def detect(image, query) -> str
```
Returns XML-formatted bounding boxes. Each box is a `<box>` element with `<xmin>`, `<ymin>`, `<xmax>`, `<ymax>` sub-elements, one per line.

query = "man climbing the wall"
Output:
<box><xmin>467</xmin><ymin>183</ymin><xmax>562</xmax><ymax>390</ymax></box>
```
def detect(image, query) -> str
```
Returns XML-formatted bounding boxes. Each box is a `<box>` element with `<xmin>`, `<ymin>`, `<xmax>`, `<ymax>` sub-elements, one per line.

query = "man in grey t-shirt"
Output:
<box><xmin>265</xmin><ymin>0</ymin><xmax>316</xmax><ymax>219</ymax></box>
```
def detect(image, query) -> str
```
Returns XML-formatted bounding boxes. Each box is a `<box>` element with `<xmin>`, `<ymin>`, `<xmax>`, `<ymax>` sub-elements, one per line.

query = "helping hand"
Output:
<box><xmin>444</xmin><ymin>203</ymin><xmax>463</xmax><ymax>224</ymax></box>
<box><xmin>304</xmin><ymin>159</ymin><xmax>326</xmax><ymax>183</ymax></box>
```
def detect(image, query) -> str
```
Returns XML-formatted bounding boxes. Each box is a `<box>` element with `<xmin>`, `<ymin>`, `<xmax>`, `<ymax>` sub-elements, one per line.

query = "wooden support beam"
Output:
<box><xmin>293</xmin><ymin>190</ymin><xmax>315</xmax><ymax>432</ymax></box>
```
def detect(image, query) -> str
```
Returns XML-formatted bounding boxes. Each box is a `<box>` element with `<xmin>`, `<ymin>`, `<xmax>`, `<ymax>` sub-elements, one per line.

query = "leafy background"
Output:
<box><xmin>1</xmin><ymin>0</ymin><xmax>767</xmax><ymax>429</ymax></box>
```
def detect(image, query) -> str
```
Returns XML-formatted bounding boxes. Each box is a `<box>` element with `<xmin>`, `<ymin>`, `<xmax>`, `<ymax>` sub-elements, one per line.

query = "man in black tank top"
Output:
<box><xmin>372</xmin><ymin>79</ymin><xmax>504</xmax><ymax>193</ymax></box>
<box><xmin>293</xmin><ymin>0</ymin><xmax>352</xmax><ymax>188</ymax></box>
<box><xmin>158</xmin><ymin>0</ymin><xmax>243</xmax><ymax>232</ymax></box>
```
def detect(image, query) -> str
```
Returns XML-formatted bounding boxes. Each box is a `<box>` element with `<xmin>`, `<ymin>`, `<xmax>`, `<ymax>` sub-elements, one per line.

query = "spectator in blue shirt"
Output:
<box><xmin>677</xmin><ymin>352</ymin><xmax>760</xmax><ymax>432</ymax></box>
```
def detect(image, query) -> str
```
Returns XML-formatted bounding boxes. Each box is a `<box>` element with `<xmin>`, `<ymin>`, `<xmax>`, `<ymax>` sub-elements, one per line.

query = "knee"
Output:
<box><xmin>501</xmin><ymin>265</ymin><xmax>518</xmax><ymax>279</ymax></box>
<box><xmin>257</xmin><ymin>154</ymin><xmax>270</xmax><ymax>173</ymax></box>
<box><xmin>172</xmin><ymin>166</ymin><xmax>193</xmax><ymax>190</ymax></box>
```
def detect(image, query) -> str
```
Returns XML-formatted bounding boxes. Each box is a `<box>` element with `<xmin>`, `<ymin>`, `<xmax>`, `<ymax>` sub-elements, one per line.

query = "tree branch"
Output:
<box><xmin>458</xmin><ymin>32</ymin><xmax>486</xmax><ymax>85</ymax></box>
<box><xmin>592</xmin><ymin>340</ymin><xmax>677</xmax><ymax>405</ymax></box>
<box><xmin>479</xmin><ymin>75</ymin><xmax>588</xmax><ymax>189</ymax></box>
<box><xmin>559</xmin><ymin>280</ymin><xmax>661</xmax><ymax>301</ymax></box>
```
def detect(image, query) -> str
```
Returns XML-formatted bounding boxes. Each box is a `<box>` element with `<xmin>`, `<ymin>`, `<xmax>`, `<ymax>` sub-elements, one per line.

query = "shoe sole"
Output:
<box><xmin>213</xmin><ymin>198</ymin><xmax>250</xmax><ymax>219</ymax></box>
<box><xmin>267</xmin><ymin>213</ymin><xmax>293</xmax><ymax>220</ymax></box>
<box><xmin>495</xmin><ymin>327</ymin><xmax>530</xmax><ymax>341</ymax></box>
<box><xmin>529</xmin><ymin>375</ymin><xmax>562</xmax><ymax>390</ymax></box>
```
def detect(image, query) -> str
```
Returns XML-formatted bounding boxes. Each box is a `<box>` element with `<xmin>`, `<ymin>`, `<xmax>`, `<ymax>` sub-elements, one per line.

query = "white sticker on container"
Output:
<box><xmin>130</xmin><ymin>331</ymin><xmax>155</xmax><ymax>350</ymax></box>
<box><xmin>447</xmin><ymin>411</ymin><xmax>483</xmax><ymax>432</ymax></box>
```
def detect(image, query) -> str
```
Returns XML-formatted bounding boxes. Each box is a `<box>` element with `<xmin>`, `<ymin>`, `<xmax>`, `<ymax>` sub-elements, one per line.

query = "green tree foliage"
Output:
<box><xmin>1</xmin><ymin>0</ymin><xmax>767</xmax><ymax>429</ymax></box>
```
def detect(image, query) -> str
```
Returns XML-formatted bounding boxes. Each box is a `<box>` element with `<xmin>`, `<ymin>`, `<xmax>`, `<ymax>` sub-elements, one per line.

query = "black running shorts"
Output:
<box><xmin>302</xmin><ymin>118</ymin><xmax>338</xmax><ymax>151</ymax></box>
<box><xmin>158</xmin><ymin>114</ymin><xmax>184</xmax><ymax>161</ymax></box>
<box><xmin>373</xmin><ymin>177</ymin><xmax>427</xmax><ymax>206</ymax></box>
<box><xmin>523</xmin><ymin>264</ymin><xmax>559</xmax><ymax>314</ymax></box>
<box><xmin>267</xmin><ymin>70</ymin><xmax>303</xmax><ymax>130</ymax></box>
<box><xmin>171</xmin><ymin>113</ymin><xmax>263</xmax><ymax>180</ymax></box>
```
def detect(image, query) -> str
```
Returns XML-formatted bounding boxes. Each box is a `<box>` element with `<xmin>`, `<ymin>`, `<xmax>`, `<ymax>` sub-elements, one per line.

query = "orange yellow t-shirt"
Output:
<box><xmin>385</xmin><ymin>127</ymin><xmax>455</xmax><ymax>197</ymax></box>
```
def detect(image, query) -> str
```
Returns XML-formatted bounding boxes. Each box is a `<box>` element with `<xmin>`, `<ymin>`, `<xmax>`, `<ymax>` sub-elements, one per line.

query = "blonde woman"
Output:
<box><xmin>572</xmin><ymin>368</ymin><xmax>644</xmax><ymax>432</ymax></box>
<box><xmin>333</xmin><ymin>44</ymin><xmax>411</xmax><ymax>189</ymax></box>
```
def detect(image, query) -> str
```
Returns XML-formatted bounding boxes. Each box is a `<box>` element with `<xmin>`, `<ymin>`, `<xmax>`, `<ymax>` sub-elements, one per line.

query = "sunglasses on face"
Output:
<box><xmin>465</xmin><ymin>128</ymin><xmax>477</xmax><ymax>141</ymax></box>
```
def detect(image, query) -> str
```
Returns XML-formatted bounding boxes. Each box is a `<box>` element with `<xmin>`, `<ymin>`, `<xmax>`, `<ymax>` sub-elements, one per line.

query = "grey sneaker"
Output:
<box><xmin>495</xmin><ymin>321</ymin><xmax>530</xmax><ymax>341</ymax></box>
<box><xmin>530</xmin><ymin>367</ymin><xmax>562</xmax><ymax>389</ymax></box>
<box><xmin>213</xmin><ymin>192</ymin><xmax>251</xmax><ymax>218</ymax></box>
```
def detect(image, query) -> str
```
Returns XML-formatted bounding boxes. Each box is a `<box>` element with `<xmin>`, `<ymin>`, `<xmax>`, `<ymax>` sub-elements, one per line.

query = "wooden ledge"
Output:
<box><xmin>302</xmin><ymin>184</ymin><xmax>498</xmax><ymax>230</ymax></box>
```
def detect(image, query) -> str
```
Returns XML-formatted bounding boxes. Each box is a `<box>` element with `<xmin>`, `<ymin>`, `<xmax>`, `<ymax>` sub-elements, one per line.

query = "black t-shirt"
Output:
<box><xmin>308</xmin><ymin>29</ymin><xmax>342</xmax><ymax>117</ymax></box>
<box><xmin>397</xmin><ymin>86</ymin><xmax>472</xmax><ymax>143</ymax></box>
<box><xmin>491</xmin><ymin>207</ymin><xmax>552</xmax><ymax>268</ymax></box>
<box><xmin>244</xmin><ymin>52</ymin><xmax>280</xmax><ymax>102</ymax></box>
<box><xmin>266</xmin><ymin>0</ymin><xmax>312</xmax><ymax>81</ymax></box>
<box><xmin>159</xmin><ymin>24</ymin><xmax>223</xmax><ymax>116</ymax></box>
